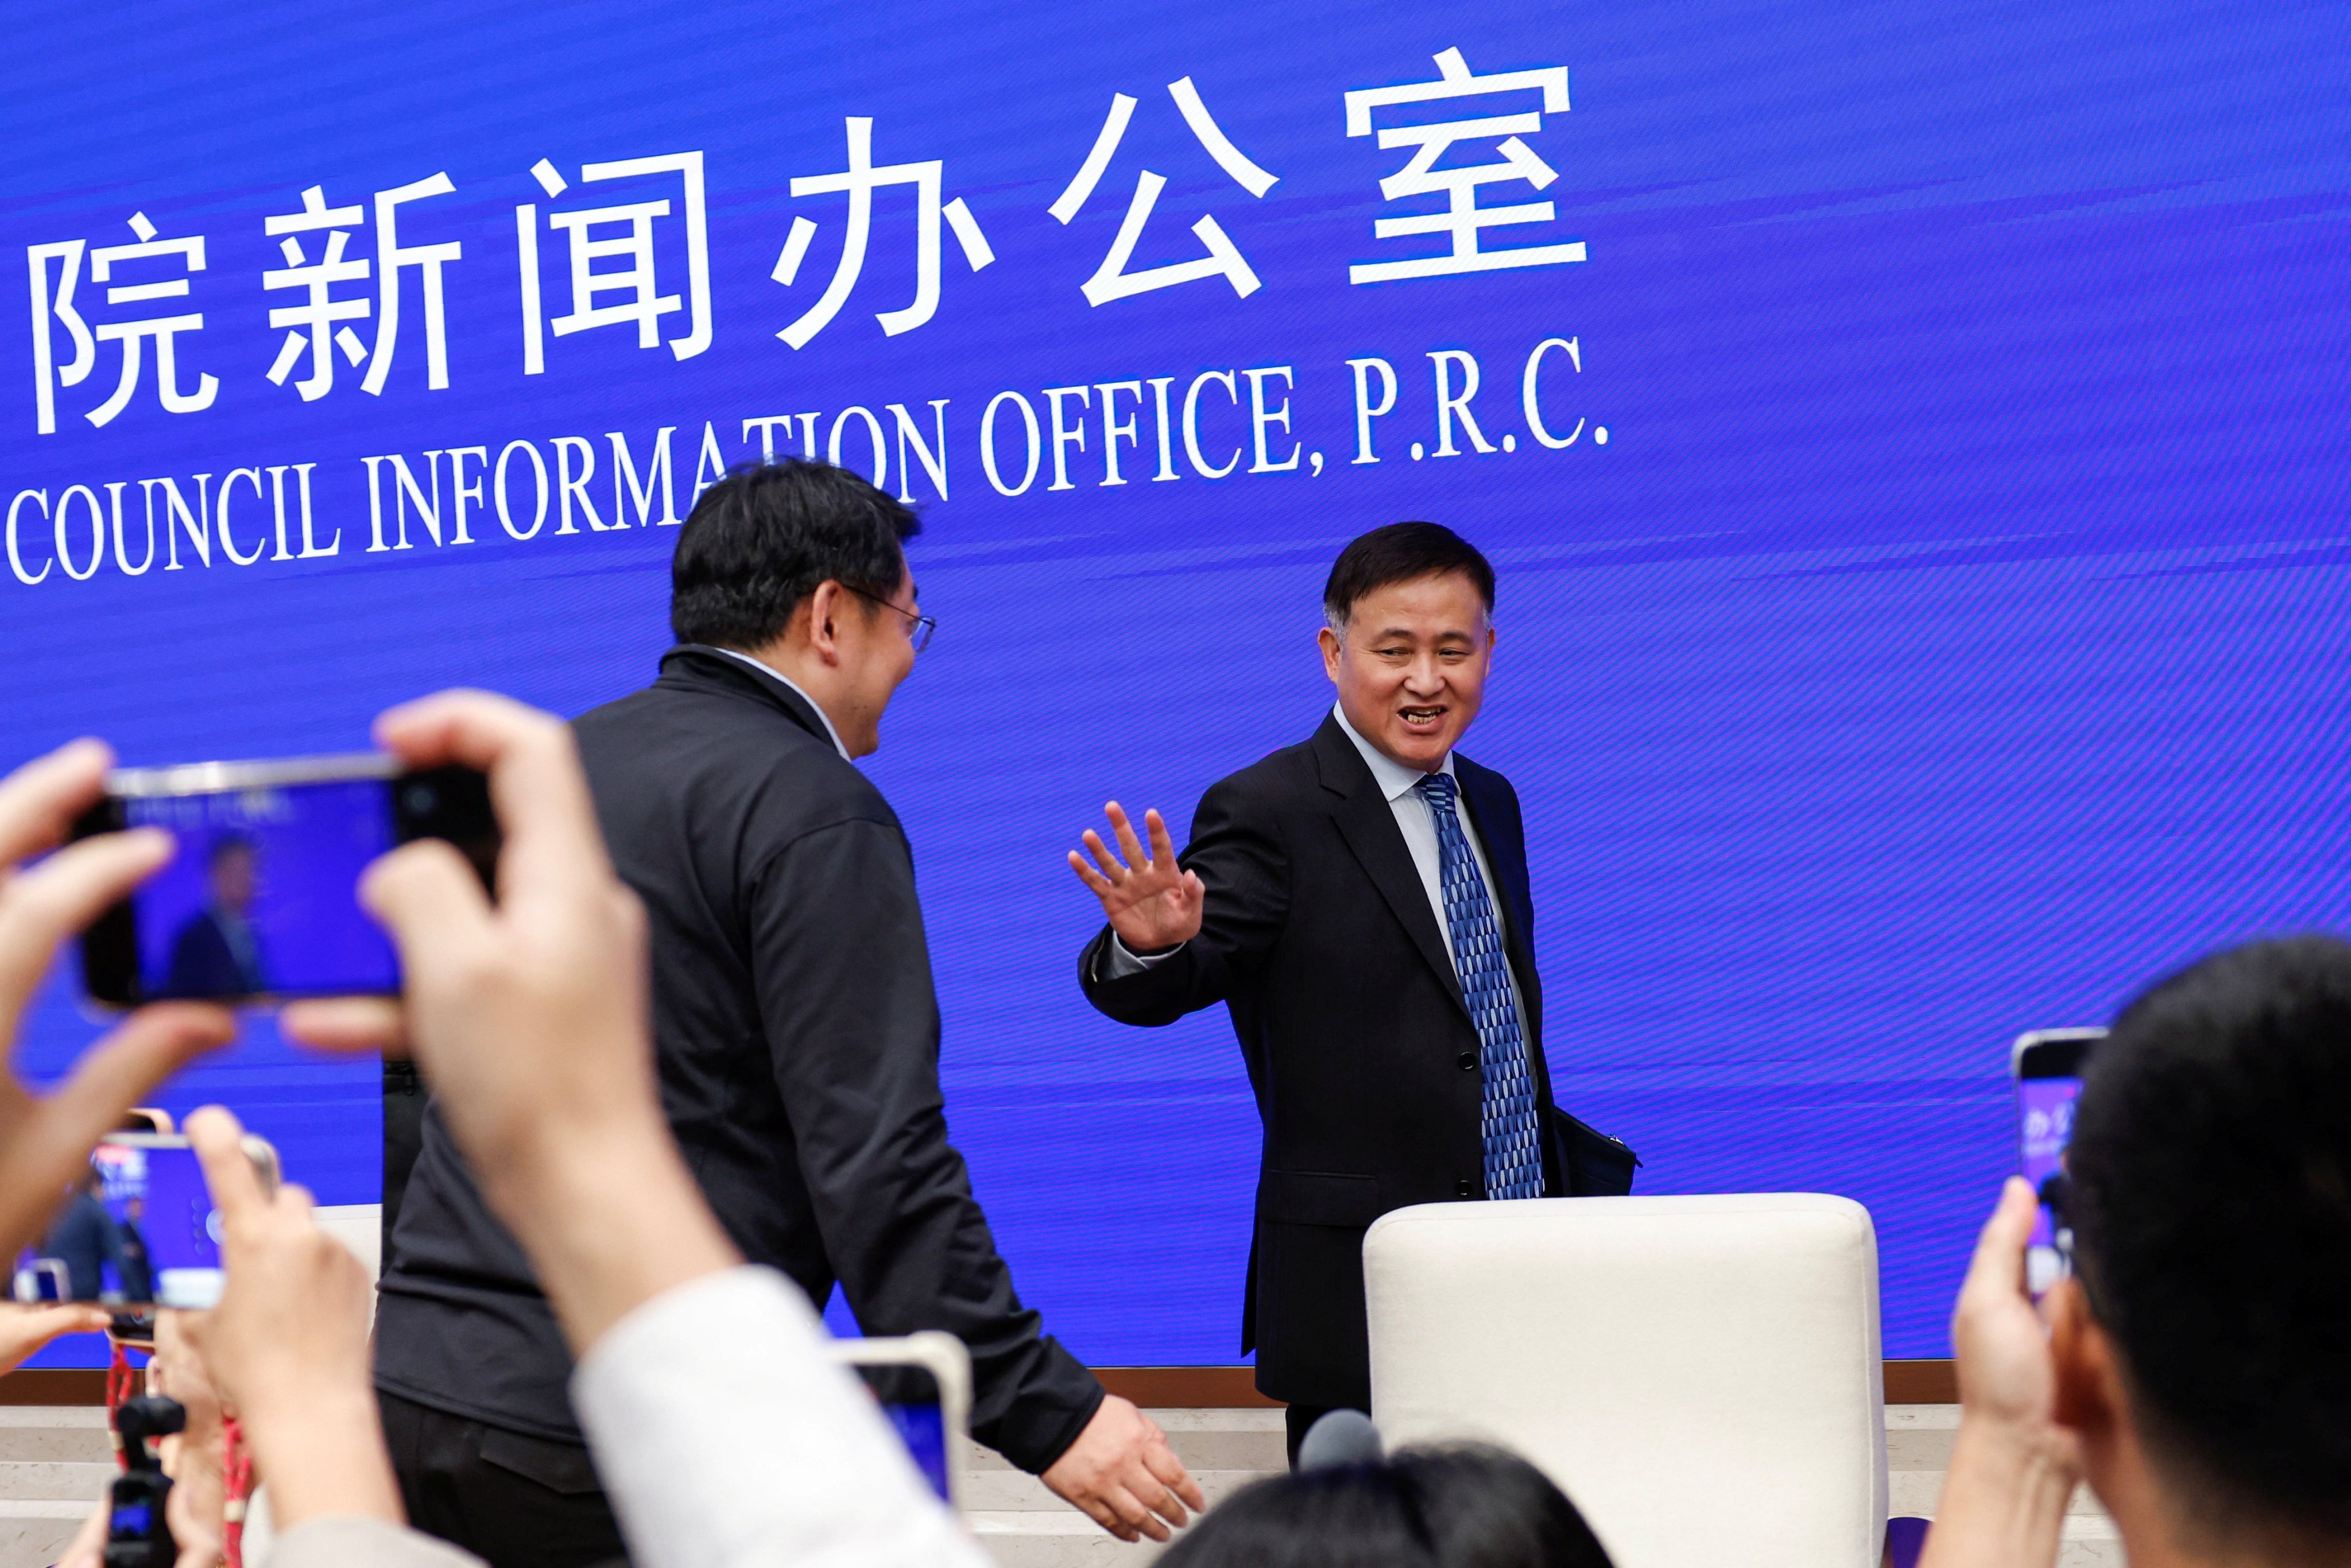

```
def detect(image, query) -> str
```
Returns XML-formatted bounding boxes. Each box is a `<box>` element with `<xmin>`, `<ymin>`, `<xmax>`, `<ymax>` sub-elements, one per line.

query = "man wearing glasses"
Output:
<box><xmin>374</xmin><ymin>460</ymin><xmax>1202</xmax><ymax>1566</ymax></box>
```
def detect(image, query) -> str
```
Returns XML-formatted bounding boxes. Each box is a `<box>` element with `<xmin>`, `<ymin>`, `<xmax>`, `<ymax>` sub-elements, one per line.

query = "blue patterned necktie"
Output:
<box><xmin>1416</xmin><ymin>771</ymin><xmax>1546</xmax><ymax>1201</ymax></box>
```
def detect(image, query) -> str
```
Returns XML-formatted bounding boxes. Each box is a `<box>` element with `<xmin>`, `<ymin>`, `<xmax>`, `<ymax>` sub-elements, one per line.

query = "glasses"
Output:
<box><xmin>845</xmin><ymin>583</ymin><xmax>936</xmax><ymax>654</ymax></box>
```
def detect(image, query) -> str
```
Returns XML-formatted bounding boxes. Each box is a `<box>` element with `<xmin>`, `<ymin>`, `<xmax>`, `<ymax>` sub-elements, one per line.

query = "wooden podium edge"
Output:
<box><xmin>3</xmin><ymin>1360</ymin><xmax>1959</xmax><ymax>1408</ymax></box>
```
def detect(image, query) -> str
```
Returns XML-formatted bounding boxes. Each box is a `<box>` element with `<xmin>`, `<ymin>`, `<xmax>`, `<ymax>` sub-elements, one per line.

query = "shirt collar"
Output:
<box><xmin>707</xmin><ymin>648</ymin><xmax>851</xmax><ymax>761</ymax></box>
<box><xmin>1331</xmin><ymin>703</ymin><xmax>1454</xmax><ymax>804</ymax></box>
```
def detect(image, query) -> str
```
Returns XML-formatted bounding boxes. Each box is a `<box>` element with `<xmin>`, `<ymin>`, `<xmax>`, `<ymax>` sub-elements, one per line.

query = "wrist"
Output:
<box><xmin>244</xmin><ymin>1384</ymin><xmax>402</xmax><ymax>1530</ymax></box>
<box><xmin>1922</xmin><ymin>1419</ymin><xmax>2077</xmax><ymax>1568</ymax></box>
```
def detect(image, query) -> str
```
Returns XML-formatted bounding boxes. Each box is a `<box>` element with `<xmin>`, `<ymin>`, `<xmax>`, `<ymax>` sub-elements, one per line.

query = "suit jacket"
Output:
<box><xmin>1080</xmin><ymin>714</ymin><xmax>1565</xmax><ymax>1410</ymax></box>
<box><xmin>376</xmin><ymin>648</ymin><xmax>1103</xmax><ymax>1474</ymax></box>
<box><xmin>160</xmin><ymin>908</ymin><xmax>261</xmax><ymax>999</ymax></box>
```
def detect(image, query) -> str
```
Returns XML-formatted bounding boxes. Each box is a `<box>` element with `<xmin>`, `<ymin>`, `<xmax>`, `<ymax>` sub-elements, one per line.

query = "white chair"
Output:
<box><xmin>1364</xmin><ymin>1193</ymin><xmax>1886</xmax><ymax>1568</ymax></box>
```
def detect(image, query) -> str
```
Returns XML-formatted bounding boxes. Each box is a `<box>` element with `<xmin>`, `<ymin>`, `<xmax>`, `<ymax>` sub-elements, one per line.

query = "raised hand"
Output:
<box><xmin>1067</xmin><ymin>803</ymin><xmax>1204</xmax><ymax>955</ymax></box>
<box><xmin>183</xmin><ymin>1105</ymin><xmax>404</xmax><ymax>1534</ymax></box>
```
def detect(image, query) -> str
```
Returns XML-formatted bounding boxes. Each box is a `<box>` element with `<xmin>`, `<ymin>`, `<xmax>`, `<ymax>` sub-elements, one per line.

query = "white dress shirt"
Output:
<box><xmin>1103</xmin><ymin>706</ymin><xmax>1533</xmax><ymax>1049</ymax></box>
<box><xmin>706</xmin><ymin>646</ymin><xmax>851</xmax><ymax>761</ymax></box>
<box><xmin>572</xmin><ymin>1265</ymin><xmax>990</xmax><ymax>1568</ymax></box>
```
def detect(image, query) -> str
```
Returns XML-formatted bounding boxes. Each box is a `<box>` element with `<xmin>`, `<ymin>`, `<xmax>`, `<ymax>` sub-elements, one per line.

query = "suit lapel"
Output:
<box><xmin>1312</xmin><ymin>718</ymin><xmax>1469</xmax><ymax>1017</ymax></box>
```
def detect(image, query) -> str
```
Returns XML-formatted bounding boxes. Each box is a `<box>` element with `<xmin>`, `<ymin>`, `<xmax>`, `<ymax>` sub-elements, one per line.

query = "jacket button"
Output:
<box><xmin>1457</xmin><ymin>1050</ymin><xmax>1478</xmax><ymax>1071</ymax></box>
<box><xmin>1455</xmin><ymin>1178</ymin><xmax>1475</xmax><ymax>1199</ymax></box>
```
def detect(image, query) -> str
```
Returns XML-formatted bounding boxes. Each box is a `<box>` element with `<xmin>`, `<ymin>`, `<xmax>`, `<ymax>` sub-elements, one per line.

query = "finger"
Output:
<box><xmin>1128</xmin><ymin>1463</ymin><xmax>1190</xmax><ymax>1530</ymax></box>
<box><xmin>0</xmin><ymin>738</ymin><xmax>112</xmax><ymax>869</ymax></box>
<box><xmin>373</xmin><ymin>691</ymin><xmax>607</xmax><ymax>899</ymax></box>
<box><xmin>360</xmin><ymin>839</ymin><xmax>498</xmax><ymax>987</ymax></box>
<box><xmin>1145</xmin><ymin>1442</ymin><xmax>1206</xmax><ymax>1512</ymax></box>
<box><xmin>1143</xmin><ymin>809</ymin><xmax>1178</xmax><ymax>873</ymax></box>
<box><xmin>1067</xmin><ymin>850</ymin><xmax>1116</xmax><ymax>899</ymax></box>
<box><xmin>1182</xmin><ymin>869</ymin><xmax>1206</xmax><ymax>907</ymax></box>
<box><xmin>0</xmin><ymin>829</ymin><xmax>173</xmax><ymax>1030</ymax></box>
<box><xmin>24</xmin><ymin>1304</ymin><xmax>110</xmax><ymax>1337</ymax></box>
<box><xmin>274</xmin><ymin>1181</ymin><xmax>318</xmax><ymax>1222</ymax></box>
<box><xmin>1105</xmin><ymin>803</ymin><xmax>1148</xmax><ymax>873</ymax></box>
<box><xmin>1962</xmin><ymin>1176</ymin><xmax>2039</xmax><ymax>1306</ymax></box>
<box><xmin>1080</xmin><ymin>1495</ymin><xmax>1138</xmax><ymax>1544</ymax></box>
<box><xmin>1108</xmin><ymin>1480</ymin><xmax>1170</xmax><ymax>1543</ymax></box>
<box><xmin>56</xmin><ymin>1500</ymin><xmax>107</xmax><ymax>1568</ymax></box>
<box><xmin>1079</xmin><ymin>830</ymin><xmax>1126</xmax><ymax>884</ymax></box>
<box><xmin>279</xmin><ymin>996</ymin><xmax>408</xmax><ymax>1055</ymax></box>
<box><xmin>186</xmin><ymin>1108</ymin><xmax>266</xmax><ymax>1229</ymax></box>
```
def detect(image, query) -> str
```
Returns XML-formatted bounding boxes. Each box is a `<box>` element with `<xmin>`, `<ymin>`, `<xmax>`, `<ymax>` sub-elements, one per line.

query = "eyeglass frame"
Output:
<box><xmin>842</xmin><ymin>582</ymin><xmax>936</xmax><ymax>653</ymax></box>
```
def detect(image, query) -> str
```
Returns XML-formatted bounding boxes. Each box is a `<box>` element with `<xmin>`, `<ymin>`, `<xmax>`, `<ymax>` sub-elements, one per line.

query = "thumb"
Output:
<box><xmin>16</xmin><ymin>1304</ymin><xmax>108</xmax><ymax>1341</ymax></box>
<box><xmin>187</xmin><ymin>1106</ymin><xmax>264</xmax><ymax>1231</ymax></box>
<box><xmin>361</xmin><ymin>839</ymin><xmax>496</xmax><ymax>982</ymax></box>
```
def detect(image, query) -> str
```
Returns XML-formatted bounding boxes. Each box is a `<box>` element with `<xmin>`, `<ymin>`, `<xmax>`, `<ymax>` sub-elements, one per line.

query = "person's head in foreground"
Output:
<box><xmin>669</xmin><ymin>458</ymin><xmax>925</xmax><ymax>758</ymax></box>
<box><xmin>2062</xmin><ymin>935</ymin><xmax>2351</xmax><ymax>1561</ymax></box>
<box><xmin>1159</xmin><ymin>1444</ymin><xmax>1614</xmax><ymax>1568</ymax></box>
<box><xmin>1936</xmin><ymin>934</ymin><xmax>2351</xmax><ymax>1568</ymax></box>
<box><xmin>1319</xmin><ymin>521</ymin><xmax>1496</xmax><ymax>773</ymax></box>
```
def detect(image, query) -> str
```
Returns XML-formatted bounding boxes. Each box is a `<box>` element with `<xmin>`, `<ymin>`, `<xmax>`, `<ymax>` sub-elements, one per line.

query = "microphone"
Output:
<box><xmin>1296</xmin><ymin>1408</ymin><xmax>1383</xmax><ymax>1470</ymax></box>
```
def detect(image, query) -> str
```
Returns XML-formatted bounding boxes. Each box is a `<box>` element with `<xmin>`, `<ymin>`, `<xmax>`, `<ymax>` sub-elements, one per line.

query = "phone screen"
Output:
<box><xmin>2015</xmin><ymin>1029</ymin><xmax>2100</xmax><ymax>1298</ymax></box>
<box><xmin>16</xmin><ymin>1140</ymin><xmax>220</xmax><ymax>1305</ymax></box>
<box><xmin>123</xmin><ymin>777</ymin><xmax>400</xmax><ymax>1000</ymax></box>
<box><xmin>78</xmin><ymin>760</ymin><xmax>495</xmax><ymax>1005</ymax></box>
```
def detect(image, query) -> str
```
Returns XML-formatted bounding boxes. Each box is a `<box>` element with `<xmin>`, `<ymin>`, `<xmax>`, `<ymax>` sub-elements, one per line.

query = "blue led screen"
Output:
<box><xmin>3</xmin><ymin>0</ymin><xmax>2347</xmax><ymax>1368</ymax></box>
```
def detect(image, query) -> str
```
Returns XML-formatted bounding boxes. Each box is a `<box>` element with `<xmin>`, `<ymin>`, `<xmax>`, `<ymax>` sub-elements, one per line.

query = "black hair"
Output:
<box><xmin>2068</xmin><ymin>935</ymin><xmax>2351</xmax><ymax>1544</ymax></box>
<box><xmin>1159</xmin><ymin>1445</ymin><xmax>1614</xmax><ymax>1568</ymax></box>
<box><xmin>207</xmin><ymin>832</ymin><xmax>257</xmax><ymax>868</ymax></box>
<box><xmin>669</xmin><ymin>459</ymin><xmax>920</xmax><ymax>649</ymax></box>
<box><xmin>1323</xmin><ymin>522</ymin><xmax>1496</xmax><ymax>629</ymax></box>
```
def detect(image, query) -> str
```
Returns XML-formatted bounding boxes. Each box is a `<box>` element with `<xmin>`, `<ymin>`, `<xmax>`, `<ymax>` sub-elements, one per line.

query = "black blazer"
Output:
<box><xmin>376</xmin><ymin>648</ymin><xmax>1103</xmax><ymax>1473</ymax></box>
<box><xmin>1080</xmin><ymin>714</ymin><xmax>1566</xmax><ymax>1411</ymax></box>
<box><xmin>160</xmin><ymin>908</ymin><xmax>262</xmax><ymax>999</ymax></box>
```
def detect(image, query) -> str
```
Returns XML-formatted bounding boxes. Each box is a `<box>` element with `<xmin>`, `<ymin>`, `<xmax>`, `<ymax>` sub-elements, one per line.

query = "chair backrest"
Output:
<box><xmin>1365</xmin><ymin>1193</ymin><xmax>1887</xmax><ymax>1568</ymax></box>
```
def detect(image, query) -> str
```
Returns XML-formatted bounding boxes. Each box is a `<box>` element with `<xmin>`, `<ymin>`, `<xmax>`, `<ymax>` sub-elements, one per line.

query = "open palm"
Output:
<box><xmin>1068</xmin><ymin>802</ymin><xmax>1204</xmax><ymax>953</ymax></box>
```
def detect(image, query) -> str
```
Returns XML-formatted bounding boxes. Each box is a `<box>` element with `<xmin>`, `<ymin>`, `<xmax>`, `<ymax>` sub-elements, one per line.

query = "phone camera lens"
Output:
<box><xmin>404</xmin><ymin>785</ymin><xmax>437</xmax><ymax>816</ymax></box>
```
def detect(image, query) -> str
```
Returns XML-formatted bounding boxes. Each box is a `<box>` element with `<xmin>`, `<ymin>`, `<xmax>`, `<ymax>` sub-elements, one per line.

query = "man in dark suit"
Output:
<box><xmin>375</xmin><ymin>460</ymin><xmax>1201</xmax><ymax>1568</ymax></box>
<box><xmin>160</xmin><ymin>834</ymin><xmax>264</xmax><ymax>998</ymax></box>
<box><xmin>1072</xmin><ymin>522</ymin><xmax>1625</xmax><ymax>1462</ymax></box>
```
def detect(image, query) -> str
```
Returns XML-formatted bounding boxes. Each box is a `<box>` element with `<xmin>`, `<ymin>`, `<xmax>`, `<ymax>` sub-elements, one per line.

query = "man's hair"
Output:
<box><xmin>1159</xmin><ymin>1445</ymin><xmax>1613</xmax><ymax>1568</ymax></box>
<box><xmin>208</xmin><ymin>832</ymin><xmax>256</xmax><ymax>869</ymax></box>
<box><xmin>669</xmin><ymin>459</ymin><xmax>920</xmax><ymax>649</ymax></box>
<box><xmin>1323</xmin><ymin>522</ymin><xmax>1496</xmax><ymax>631</ymax></box>
<box><xmin>2069</xmin><ymin>935</ymin><xmax>2351</xmax><ymax>1544</ymax></box>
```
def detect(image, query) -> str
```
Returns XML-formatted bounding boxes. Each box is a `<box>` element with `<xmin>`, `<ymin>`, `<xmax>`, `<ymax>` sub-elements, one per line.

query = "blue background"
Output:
<box><xmin>3</xmin><ymin>0</ymin><xmax>2346</xmax><ymax>1368</ymax></box>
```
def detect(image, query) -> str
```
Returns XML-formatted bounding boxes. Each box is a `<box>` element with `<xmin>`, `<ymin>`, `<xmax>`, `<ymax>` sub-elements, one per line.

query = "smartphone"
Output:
<box><xmin>2013</xmin><ymin>1027</ymin><xmax>2104</xmax><ymax>1298</ymax></box>
<box><xmin>831</xmin><ymin>1332</ymin><xmax>972</xmax><ymax>1508</ymax></box>
<box><xmin>73</xmin><ymin>754</ymin><xmax>497</xmax><ymax>1008</ymax></box>
<box><xmin>13</xmin><ymin>1132</ymin><xmax>279</xmax><ymax>1308</ymax></box>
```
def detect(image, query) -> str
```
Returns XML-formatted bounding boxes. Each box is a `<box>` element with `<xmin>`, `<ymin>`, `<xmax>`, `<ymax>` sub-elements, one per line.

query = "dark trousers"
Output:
<box><xmin>380</xmin><ymin>1390</ymin><xmax>632</xmax><ymax>1568</ymax></box>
